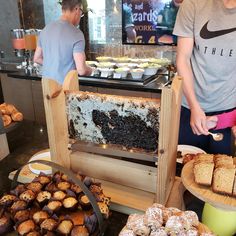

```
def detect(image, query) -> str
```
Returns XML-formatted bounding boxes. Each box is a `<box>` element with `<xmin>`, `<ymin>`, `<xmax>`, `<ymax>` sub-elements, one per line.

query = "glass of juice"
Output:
<box><xmin>11</xmin><ymin>29</ymin><xmax>25</xmax><ymax>50</ymax></box>
<box><xmin>24</xmin><ymin>29</ymin><xmax>37</xmax><ymax>51</ymax></box>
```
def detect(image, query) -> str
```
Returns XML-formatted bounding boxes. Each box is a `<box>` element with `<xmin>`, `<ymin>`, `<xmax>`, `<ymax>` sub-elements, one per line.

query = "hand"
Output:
<box><xmin>206</xmin><ymin>115</ymin><xmax>218</xmax><ymax>130</ymax></box>
<box><xmin>190</xmin><ymin>107</ymin><xmax>208</xmax><ymax>135</ymax></box>
<box><xmin>232</xmin><ymin>126</ymin><xmax>236</xmax><ymax>138</ymax></box>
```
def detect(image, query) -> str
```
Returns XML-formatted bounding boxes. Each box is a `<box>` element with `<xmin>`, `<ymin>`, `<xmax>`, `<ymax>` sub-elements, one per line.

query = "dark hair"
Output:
<box><xmin>60</xmin><ymin>0</ymin><xmax>82</xmax><ymax>11</ymax></box>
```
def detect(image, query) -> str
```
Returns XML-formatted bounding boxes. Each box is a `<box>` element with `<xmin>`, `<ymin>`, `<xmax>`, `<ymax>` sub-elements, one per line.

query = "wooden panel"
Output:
<box><xmin>41</xmin><ymin>78</ymin><xmax>71</xmax><ymax>169</ymax></box>
<box><xmin>1</xmin><ymin>74</ymin><xmax>35</xmax><ymax>121</ymax></box>
<box><xmin>31</xmin><ymin>80</ymin><xmax>46</xmax><ymax>124</ymax></box>
<box><xmin>70</xmin><ymin>151</ymin><xmax>157</xmax><ymax>193</ymax></box>
<box><xmin>166</xmin><ymin>176</ymin><xmax>185</xmax><ymax>210</ymax></box>
<box><xmin>157</xmin><ymin>76</ymin><xmax>182</xmax><ymax>204</ymax></box>
<box><xmin>97</xmin><ymin>180</ymin><xmax>155</xmax><ymax>212</ymax></box>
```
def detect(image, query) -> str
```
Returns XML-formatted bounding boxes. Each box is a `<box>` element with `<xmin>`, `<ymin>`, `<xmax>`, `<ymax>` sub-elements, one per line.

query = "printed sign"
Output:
<box><xmin>122</xmin><ymin>0</ymin><xmax>183</xmax><ymax>45</ymax></box>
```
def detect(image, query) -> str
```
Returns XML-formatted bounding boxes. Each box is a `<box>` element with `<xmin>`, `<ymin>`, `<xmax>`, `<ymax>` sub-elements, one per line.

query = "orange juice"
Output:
<box><xmin>24</xmin><ymin>34</ymin><xmax>37</xmax><ymax>50</ymax></box>
<box><xmin>12</xmin><ymin>38</ymin><xmax>25</xmax><ymax>49</ymax></box>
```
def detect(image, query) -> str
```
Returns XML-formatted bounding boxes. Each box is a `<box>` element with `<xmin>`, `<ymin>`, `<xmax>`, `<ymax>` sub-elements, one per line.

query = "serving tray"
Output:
<box><xmin>181</xmin><ymin>160</ymin><xmax>236</xmax><ymax>211</ymax></box>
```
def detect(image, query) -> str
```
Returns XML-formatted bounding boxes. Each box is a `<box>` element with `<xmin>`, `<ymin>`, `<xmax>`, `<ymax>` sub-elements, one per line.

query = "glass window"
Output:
<box><xmin>87</xmin><ymin>0</ymin><xmax>122</xmax><ymax>45</ymax></box>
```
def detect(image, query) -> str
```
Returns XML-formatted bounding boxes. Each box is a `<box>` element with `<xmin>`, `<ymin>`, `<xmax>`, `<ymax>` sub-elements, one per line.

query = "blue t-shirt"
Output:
<box><xmin>38</xmin><ymin>19</ymin><xmax>85</xmax><ymax>84</ymax></box>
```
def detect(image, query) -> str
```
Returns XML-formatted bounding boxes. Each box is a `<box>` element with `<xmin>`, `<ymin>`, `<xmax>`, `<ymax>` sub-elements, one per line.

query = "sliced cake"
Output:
<box><xmin>212</xmin><ymin>167</ymin><xmax>236</xmax><ymax>195</ymax></box>
<box><xmin>193</xmin><ymin>161</ymin><xmax>214</xmax><ymax>186</ymax></box>
<box><xmin>214</xmin><ymin>155</ymin><xmax>234</xmax><ymax>168</ymax></box>
<box><xmin>196</xmin><ymin>154</ymin><xmax>214</xmax><ymax>162</ymax></box>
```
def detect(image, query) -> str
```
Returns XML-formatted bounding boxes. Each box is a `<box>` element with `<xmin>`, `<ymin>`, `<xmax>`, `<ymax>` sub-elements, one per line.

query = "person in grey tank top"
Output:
<box><xmin>173</xmin><ymin>0</ymin><xmax>236</xmax><ymax>155</ymax></box>
<box><xmin>34</xmin><ymin>0</ymin><xmax>92</xmax><ymax>84</ymax></box>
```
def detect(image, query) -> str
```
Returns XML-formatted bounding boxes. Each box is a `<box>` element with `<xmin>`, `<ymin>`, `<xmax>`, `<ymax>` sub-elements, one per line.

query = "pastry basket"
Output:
<box><xmin>8</xmin><ymin>159</ymin><xmax>108</xmax><ymax>236</ymax></box>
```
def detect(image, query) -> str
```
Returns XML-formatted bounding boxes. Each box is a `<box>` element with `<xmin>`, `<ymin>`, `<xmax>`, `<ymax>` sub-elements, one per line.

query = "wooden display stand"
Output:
<box><xmin>41</xmin><ymin>70</ymin><xmax>182</xmax><ymax>213</ymax></box>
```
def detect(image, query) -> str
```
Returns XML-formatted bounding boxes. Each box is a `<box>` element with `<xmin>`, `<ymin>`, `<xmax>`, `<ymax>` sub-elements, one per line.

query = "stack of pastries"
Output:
<box><xmin>193</xmin><ymin>154</ymin><xmax>236</xmax><ymax>197</ymax></box>
<box><xmin>0</xmin><ymin>103</ymin><xmax>23</xmax><ymax>127</ymax></box>
<box><xmin>0</xmin><ymin>172</ymin><xmax>110</xmax><ymax>235</ymax></box>
<box><xmin>119</xmin><ymin>203</ymin><xmax>215</xmax><ymax>236</ymax></box>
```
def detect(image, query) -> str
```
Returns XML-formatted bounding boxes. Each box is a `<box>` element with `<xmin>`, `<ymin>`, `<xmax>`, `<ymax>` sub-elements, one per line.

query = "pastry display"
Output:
<box><xmin>67</xmin><ymin>91</ymin><xmax>160</xmax><ymax>152</ymax></box>
<box><xmin>193</xmin><ymin>154</ymin><xmax>236</xmax><ymax>197</ymax></box>
<box><xmin>0</xmin><ymin>103</ymin><xmax>23</xmax><ymax>127</ymax></box>
<box><xmin>0</xmin><ymin>171</ymin><xmax>110</xmax><ymax>235</ymax></box>
<box><xmin>120</xmin><ymin>203</ymin><xmax>215</xmax><ymax>236</ymax></box>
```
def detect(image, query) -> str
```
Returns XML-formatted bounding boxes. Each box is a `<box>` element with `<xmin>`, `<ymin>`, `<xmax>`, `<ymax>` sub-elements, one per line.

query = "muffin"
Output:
<box><xmin>17</xmin><ymin>219</ymin><xmax>36</xmax><ymax>235</ymax></box>
<box><xmin>56</xmin><ymin>219</ymin><xmax>74</xmax><ymax>235</ymax></box>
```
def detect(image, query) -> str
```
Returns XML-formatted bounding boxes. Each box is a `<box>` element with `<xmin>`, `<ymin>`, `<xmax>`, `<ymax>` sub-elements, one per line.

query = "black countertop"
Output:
<box><xmin>0</xmin><ymin>63</ymin><xmax>171</xmax><ymax>93</ymax></box>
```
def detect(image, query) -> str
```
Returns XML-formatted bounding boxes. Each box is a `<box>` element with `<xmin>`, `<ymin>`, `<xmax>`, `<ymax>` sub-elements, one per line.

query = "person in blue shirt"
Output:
<box><xmin>34</xmin><ymin>0</ymin><xmax>92</xmax><ymax>84</ymax></box>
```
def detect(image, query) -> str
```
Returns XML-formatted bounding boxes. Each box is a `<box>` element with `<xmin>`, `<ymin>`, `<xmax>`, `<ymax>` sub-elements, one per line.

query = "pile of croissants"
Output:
<box><xmin>0</xmin><ymin>103</ymin><xmax>23</xmax><ymax>127</ymax></box>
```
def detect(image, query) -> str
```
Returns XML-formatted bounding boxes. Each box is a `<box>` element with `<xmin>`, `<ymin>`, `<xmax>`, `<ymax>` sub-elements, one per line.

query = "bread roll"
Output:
<box><xmin>0</xmin><ymin>103</ymin><xmax>17</xmax><ymax>115</ymax></box>
<box><xmin>6</xmin><ymin>104</ymin><xmax>17</xmax><ymax>114</ymax></box>
<box><xmin>2</xmin><ymin>115</ymin><xmax>11</xmax><ymax>127</ymax></box>
<box><xmin>11</xmin><ymin>111</ymin><xmax>23</xmax><ymax>122</ymax></box>
<box><xmin>0</xmin><ymin>103</ymin><xmax>7</xmax><ymax>115</ymax></box>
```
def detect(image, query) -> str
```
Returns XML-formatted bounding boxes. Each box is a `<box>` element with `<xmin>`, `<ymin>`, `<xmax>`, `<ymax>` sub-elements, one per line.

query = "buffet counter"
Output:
<box><xmin>0</xmin><ymin>64</ymin><xmax>170</xmax><ymax>93</ymax></box>
<box><xmin>0</xmin><ymin>63</ymin><xmax>171</xmax><ymax>125</ymax></box>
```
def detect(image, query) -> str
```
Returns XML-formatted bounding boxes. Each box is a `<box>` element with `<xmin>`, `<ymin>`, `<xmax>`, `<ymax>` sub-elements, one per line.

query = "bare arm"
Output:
<box><xmin>73</xmin><ymin>52</ymin><xmax>92</xmax><ymax>76</ymax></box>
<box><xmin>176</xmin><ymin>37</ymin><xmax>208</xmax><ymax>135</ymax></box>
<box><xmin>33</xmin><ymin>46</ymin><xmax>43</xmax><ymax>65</ymax></box>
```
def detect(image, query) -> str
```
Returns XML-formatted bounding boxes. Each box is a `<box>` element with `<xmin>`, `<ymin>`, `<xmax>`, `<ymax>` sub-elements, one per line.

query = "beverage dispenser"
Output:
<box><xmin>24</xmin><ymin>29</ymin><xmax>37</xmax><ymax>52</ymax></box>
<box><xmin>11</xmin><ymin>29</ymin><xmax>25</xmax><ymax>57</ymax></box>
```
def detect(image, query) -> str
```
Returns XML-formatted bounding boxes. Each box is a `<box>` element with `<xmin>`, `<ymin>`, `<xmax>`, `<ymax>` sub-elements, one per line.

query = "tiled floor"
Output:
<box><xmin>0</xmin><ymin>120</ymin><xmax>128</xmax><ymax>236</ymax></box>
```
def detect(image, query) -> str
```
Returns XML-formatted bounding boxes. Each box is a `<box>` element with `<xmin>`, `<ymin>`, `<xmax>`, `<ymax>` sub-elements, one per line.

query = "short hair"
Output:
<box><xmin>61</xmin><ymin>0</ymin><xmax>82</xmax><ymax>11</ymax></box>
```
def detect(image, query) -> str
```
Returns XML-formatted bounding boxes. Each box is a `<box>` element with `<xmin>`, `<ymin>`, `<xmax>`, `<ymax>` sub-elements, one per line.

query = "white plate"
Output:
<box><xmin>29</xmin><ymin>151</ymin><xmax>52</xmax><ymax>175</ymax></box>
<box><xmin>177</xmin><ymin>145</ymin><xmax>206</xmax><ymax>163</ymax></box>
